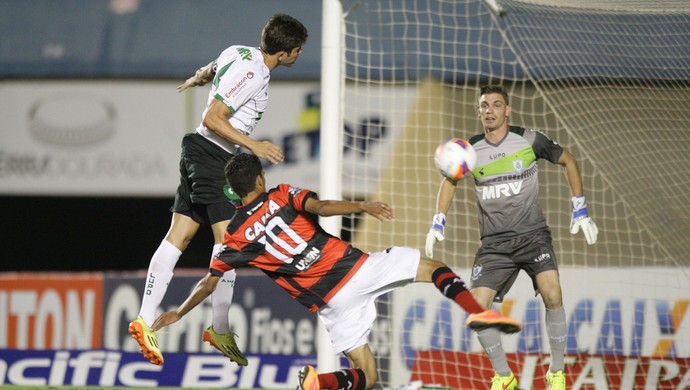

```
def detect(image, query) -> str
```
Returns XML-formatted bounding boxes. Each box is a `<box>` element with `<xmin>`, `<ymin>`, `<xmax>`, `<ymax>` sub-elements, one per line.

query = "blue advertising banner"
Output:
<box><xmin>0</xmin><ymin>349</ymin><xmax>316</xmax><ymax>387</ymax></box>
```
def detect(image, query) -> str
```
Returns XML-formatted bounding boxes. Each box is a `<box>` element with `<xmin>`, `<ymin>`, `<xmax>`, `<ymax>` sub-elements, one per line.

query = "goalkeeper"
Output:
<box><xmin>425</xmin><ymin>85</ymin><xmax>597</xmax><ymax>390</ymax></box>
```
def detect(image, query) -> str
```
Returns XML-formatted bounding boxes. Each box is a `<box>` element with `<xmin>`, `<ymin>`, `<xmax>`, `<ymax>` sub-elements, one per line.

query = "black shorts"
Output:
<box><xmin>170</xmin><ymin>133</ymin><xmax>236</xmax><ymax>225</ymax></box>
<box><xmin>470</xmin><ymin>229</ymin><xmax>558</xmax><ymax>302</ymax></box>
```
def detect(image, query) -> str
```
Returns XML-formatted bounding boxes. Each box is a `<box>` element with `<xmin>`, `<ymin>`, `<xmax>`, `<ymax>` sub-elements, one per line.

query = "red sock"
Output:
<box><xmin>432</xmin><ymin>266</ymin><xmax>484</xmax><ymax>314</ymax></box>
<box><xmin>318</xmin><ymin>372</ymin><xmax>338</xmax><ymax>390</ymax></box>
<box><xmin>318</xmin><ymin>368</ymin><xmax>366</xmax><ymax>390</ymax></box>
<box><xmin>455</xmin><ymin>290</ymin><xmax>484</xmax><ymax>314</ymax></box>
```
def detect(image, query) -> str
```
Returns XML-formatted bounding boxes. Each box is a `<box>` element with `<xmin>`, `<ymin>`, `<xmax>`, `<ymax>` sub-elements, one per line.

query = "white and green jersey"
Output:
<box><xmin>196</xmin><ymin>45</ymin><xmax>270</xmax><ymax>154</ymax></box>
<box><xmin>469</xmin><ymin>126</ymin><xmax>564</xmax><ymax>243</ymax></box>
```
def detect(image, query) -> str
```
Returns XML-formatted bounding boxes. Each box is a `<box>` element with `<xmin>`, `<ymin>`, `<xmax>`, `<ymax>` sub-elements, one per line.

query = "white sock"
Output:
<box><xmin>477</xmin><ymin>328</ymin><xmax>511</xmax><ymax>376</ymax></box>
<box><xmin>137</xmin><ymin>240</ymin><xmax>181</xmax><ymax>326</ymax></box>
<box><xmin>211</xmin><ymin>243</ymin><xmax>235</xmax><ymax>334</ymax></box>
<box><xmin>546</xmin><ymin>306</ymin><xmax>567</xmax><ymax>373</ymax></box>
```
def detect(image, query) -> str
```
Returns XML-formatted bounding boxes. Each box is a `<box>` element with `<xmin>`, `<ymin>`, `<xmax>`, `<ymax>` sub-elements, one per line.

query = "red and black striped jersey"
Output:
<box><xmin>210</xmin><ymin>184</ymin><xmax>368</xmax><ymax>312</ymax></box>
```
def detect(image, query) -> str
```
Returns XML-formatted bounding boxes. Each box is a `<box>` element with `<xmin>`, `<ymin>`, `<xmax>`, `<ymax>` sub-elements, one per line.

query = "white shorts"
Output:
<box><xmin>318</xmin><ymin>246</ymin><xmax>421</xmax><ymax>354</ymax></box>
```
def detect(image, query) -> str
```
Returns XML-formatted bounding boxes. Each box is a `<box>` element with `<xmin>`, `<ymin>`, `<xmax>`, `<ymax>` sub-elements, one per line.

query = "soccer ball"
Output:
<box><xmin>434</xmin><ymin>138</ymin><xmax>477</xmax><ymax>181</ymax></box>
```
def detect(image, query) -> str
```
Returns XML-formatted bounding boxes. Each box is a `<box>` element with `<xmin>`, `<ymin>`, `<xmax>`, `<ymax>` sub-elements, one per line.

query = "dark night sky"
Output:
<box><xmin>1</xmin><ymin>196</ymin><xmax>213</xmax><ymax>271</ymax></box>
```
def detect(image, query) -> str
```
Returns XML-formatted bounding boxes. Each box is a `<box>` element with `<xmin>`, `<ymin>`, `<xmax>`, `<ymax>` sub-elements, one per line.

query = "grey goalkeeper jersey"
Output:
<box><xmin>468</xmin><ymin>126</ymin><xmax>564</xmax><ymax>243</ymax></box>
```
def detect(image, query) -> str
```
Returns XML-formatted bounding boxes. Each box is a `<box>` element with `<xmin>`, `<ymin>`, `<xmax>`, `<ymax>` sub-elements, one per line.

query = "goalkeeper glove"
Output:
<box><xmin>569</xmin><ymin>196</ymin><xmax>598</xmax><ymax>245</ymax></box>
<box><xmin>425</xmin><ymin>212</ymin><xmax>446</xmax><ymax>258</ymax></box>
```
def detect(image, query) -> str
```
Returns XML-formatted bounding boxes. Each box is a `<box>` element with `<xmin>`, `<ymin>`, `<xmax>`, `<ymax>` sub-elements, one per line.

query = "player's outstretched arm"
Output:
<box><xmin>152</xmin><ymin>273</ymin><xmax>221</xmax><ymax>331</ymax></box>
<box><xmin>177</xmin><ymin>60</ymin><xmax>217</xmax><ymax>93</ymax></box>
<box><xmin>305</xmin><ymin>197</ymin><xmax>394</xmax><ymax>221</ymax></box>
<box><xmin>425</xmin><ymin>178</ymin><xmax>457</xmax><ymax>258</ymax></box>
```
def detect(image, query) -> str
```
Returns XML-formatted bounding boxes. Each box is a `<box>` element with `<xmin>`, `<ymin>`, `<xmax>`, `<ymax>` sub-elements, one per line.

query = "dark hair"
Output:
<box><xmin>260</xmin><ymin>14</ymin><xmax>308</xmax><ymax>55</ymax></box>
<box><xmin>479</xmin><ymin>85</ymin><xmax>510</xmax><ymax>105</ymax></box>
<box><xmin>225</xmin><ymin>153</ymin><xmax>263</xmax><ymax>198</ymax></box>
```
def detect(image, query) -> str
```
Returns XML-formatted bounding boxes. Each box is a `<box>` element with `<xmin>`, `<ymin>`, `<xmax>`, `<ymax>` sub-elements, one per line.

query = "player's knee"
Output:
<box><xmin>539</xmin><ymin>283</ymin><xmax>563</xmax><ymax>309</ymax></box>
<box><xmin>470</xmin><ymin>288</ymin><xmax>495</xmax><ymax>309</ymax></box>
<box><xmin>543</xmin><ymin>294</ymin><xmax>562</xmax><ymax>310</ymax></box>
<box><xmin>165</xmin><ymin>234</ymin><xmax>193</xmax><ymax>251</ymax></box>
<box><xmin>417</xmin><ymin>258</ymin><xmax>448</xmax><ymax>282</ymax></box>
<box><xmin>428</xmin><ymin>259</ymin><xmax>447</xmax><ymax>270</ymax></box>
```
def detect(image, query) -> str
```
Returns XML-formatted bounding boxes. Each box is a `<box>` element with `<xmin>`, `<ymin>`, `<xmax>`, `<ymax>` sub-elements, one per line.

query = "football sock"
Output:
<box><xmin>138</xmin><ymin>239</ymin><xmax>181</xmax><ymax>325</ymax></box>
<box><xmin>212</xmin><ymin>251</ymin><xmax>236</xmax><ymax>335</ymax></box>
<box><xmin>318</xmin><ymin>368</ymin><xmax>366</xmax><ymax>390</ymax></box>
<box><xmin>432</xmin><ymin>266</ymin><xmax>484</xmax><ymax>314</ymax></box>
<box><xmin>546</xmin><ymin>306</ymin><xmax>567</xmax><ymax>373</ymax></box>
<box><xmin>477</xmin><ymin>328</ymin><xmax>512</xmax><ymax>376</ymax></box>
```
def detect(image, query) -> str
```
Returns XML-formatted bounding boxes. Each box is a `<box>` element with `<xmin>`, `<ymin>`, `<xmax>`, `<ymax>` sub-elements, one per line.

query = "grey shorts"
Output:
<box><xmin>470</xmin><ymin>229</ymin><xmax>558</xmax><ymax>302</ymax></box>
